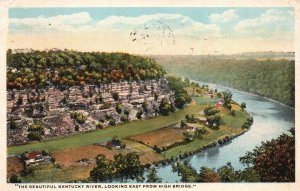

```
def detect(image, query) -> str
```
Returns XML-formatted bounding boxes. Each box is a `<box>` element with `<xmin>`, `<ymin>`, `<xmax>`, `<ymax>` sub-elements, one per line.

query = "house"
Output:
<box><xmin>184</xmin><ymin>126</ymin><xmax>196</xmax><ymax>133</ymax></box>
<box><xmin>198</xmin><ymin>117</ymin><xmax>207</xmax><ymax>123</ymax></box>
<box><xmin>216</xmin><ymin>99</ymin><xmax>224</xmax><ymax>107</ymax></box>
<box><xmin>106</xmin><ymin>141</ymin><xmax>113</xmax><ymax>148</ymax></box>
<box><xmin>25</xmin><ymin>152</ymin><xmax>43</xmax><ymax>165</ymax></box>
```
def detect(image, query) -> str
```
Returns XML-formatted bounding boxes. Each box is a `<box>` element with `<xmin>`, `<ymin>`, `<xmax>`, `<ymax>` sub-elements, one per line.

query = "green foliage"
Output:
<box><xmin>241</xmin><ymin>117</ymin><xmax>253</xmax><ymax>129</ymax></box>
<box><xmin>10</xmin><ymin>118</ymin><xmax>17</xmax><ymax>129</ymax></box>
<box><xmin>111</xmin><ymin>136</ymin><xmax>121</xmax><ymax>146</ymax></box>
<box><xmin>114</xmin><ymin>152</ymin><xmax>144</xmax><ymax>182</ymax></box>
<box><xmin>96</xmin><ymin>122</ymin><xmax>103</xmax><ymax>129</ymax></box>
<box><xmin>222</xmin><ymin>91</ymin><xmax>232</xmax><ymax>107</ymax></box>
<box><xmin>166</xmin><ymin>76</ymin><xmax>192</xmax><ymax>109</ymax></box>
<box><xmin>241</xmin><ymin>102</ymin><xmax>246</xmax><ymax>110</ymax></box>
<box><xmin>120</xmin><ymin>115</ymin><xmax>129</xmax><ymax>122</ymax></box>
<box><xmin>109</xmin><ymin>118</ymin><xmax>116</xmax><ymax>126</ymax></box>
<box><xmin>7</xmin><ymin>50</ymin><xmax>165</xmax><ymax>89</ymax></box>
<box><xmin>146</xmin><ymin>167</ymin><xmax>162</xmax><ymax>183</ymax></box>
<box><xmin>115</xmin><ymin>103</ymin><xmax>122</xmax><ymax>114</ymax></box>
<box><xmin>111</xmin><ymin>92</ymin><xmax>119</xmax><ymax>101</ymax></box>
<box><xmin>157</xmin><ymin>56</ymin><xmax>295</xmax><ymax>106</ymax></box>
<box><xmin>136</xmin><ymin>110</ymin><xmax>143</xmax><ymax>119</ymax></box>
<box><xmin>198</xmin><ymin>167</ymin><xmax>221</xmax><ymax>182</ymax></box>
<box><xmin>90</xmin><ymin>154</ymin><xmax>115</xmax><ymax>182</ymax></box>
<box><xmin>9</xmin><ymin>175</ymin><xmax>22</xmax><ymax>183</ymax></box>
<box><xmin>240</xmin><ymin>134</ymin><xmax>295</xmax><ymax>182</ymax></box>
<box><xmin>173</xmin><ymin>161</ymin><xmax>261</xmax><ymax>183</ymax></box>
<box><xmin>70</xmin><ymin>111</ymin><xmax>87</xmax><ymax>124</ymax></box>
<box><xmin>27</xmin><ymin>122</ymin><xmax>45</xmax><ymax>141</ymax></box>
<box><xmin>172</xmin><ymin>162</ymin><xmax>198</xmax><ymax>182</ymax></box>
<box><xmin>159</xmin><ymin>98</ymin><xmax>171</xmax><ymax>116</ymax></box>
<box><xmin>204</xmin><ymin>105</ymin><xmax>219</xmax><ymax>116</ymax></box>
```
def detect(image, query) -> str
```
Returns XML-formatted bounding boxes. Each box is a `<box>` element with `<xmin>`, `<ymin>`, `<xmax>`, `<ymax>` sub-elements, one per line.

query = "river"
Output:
<box><xmin>154</xmin><ymin>81</ymin><xmax>295</xmax><ymax>182</ymax></box>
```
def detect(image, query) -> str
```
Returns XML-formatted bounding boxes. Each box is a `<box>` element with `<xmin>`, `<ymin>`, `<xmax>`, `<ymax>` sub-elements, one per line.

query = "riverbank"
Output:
<box><xmin>15</xmin><ymin>92</ymin><xmax>252</xmax><ymax>183</ymax></box>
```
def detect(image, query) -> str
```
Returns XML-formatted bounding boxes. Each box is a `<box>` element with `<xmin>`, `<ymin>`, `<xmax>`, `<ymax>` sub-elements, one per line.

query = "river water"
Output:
<box><xmin>155</xmin><ymin>81</ymin><xmax>295</xmax><ymax>182</ymax></box>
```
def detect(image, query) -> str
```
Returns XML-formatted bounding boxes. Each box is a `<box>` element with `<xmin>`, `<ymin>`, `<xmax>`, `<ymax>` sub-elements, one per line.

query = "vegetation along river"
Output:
<box><xmin>154</xmin><ymin>80</ymin><xmax>295</xmax><ymax>182</ymax></box>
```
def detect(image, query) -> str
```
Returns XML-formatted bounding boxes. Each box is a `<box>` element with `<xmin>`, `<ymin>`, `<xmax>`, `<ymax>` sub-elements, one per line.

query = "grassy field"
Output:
<box><xmin>223</xmin><ymin>110</ymin><xmax>249</xmax><ymax>128</ymax></box>
<box><xmin>162</xmin><ymin>125</ymin><xmax>245</xmax><ymax>158</ymax></box>
<box><xmin>8</xmin><ymin>100</ymin><xmax>202</xmax><ymax>156</ymax></box>
<box><xmin>128</xmin><ymin>127</ymin><xmax>185</xmax><ymax>148</ymax></box>
<box><xmin>21</xmin><ymin>164</ymin><xmax>91</xmax><ymax>183</ymax></box>
<box><xmin>193</xmin><ymin>96</ymin><xmax>218</xmax><ymax>105</ymax></box>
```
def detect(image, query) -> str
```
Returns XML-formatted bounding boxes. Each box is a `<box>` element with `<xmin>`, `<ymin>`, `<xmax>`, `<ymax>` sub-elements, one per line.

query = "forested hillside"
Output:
<box><xmin>153</xmin><ymin>55</ymin><xmax>295</xmax><ymax>107</ymax></box>
<box><xmin>7</xmin><ymin>50</ymin><xmax>165</xmax><ymax>89</ymax></box>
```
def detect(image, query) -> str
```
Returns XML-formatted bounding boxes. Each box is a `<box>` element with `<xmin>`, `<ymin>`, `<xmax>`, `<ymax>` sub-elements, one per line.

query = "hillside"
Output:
<box><xmin>7</xmin><ymin>50</ymin><xmax>165</xmax><ymax>90</ymax></box>
<box><xmin>152</xmin><ymin>55</ymin><xmax>295</xmax><ymax>107</ymax></box>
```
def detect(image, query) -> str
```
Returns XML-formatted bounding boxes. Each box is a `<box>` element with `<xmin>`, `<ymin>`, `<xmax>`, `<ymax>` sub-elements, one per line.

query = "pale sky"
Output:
<box><xmin>8</xmin><ymin>8</ymin><xmax>294</xmax><ymax>55</ymax></box>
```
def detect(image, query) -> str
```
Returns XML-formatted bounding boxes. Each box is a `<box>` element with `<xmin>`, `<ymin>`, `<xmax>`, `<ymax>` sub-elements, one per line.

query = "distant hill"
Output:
<box><xmin>151</xmin><ymin>54</ymin><xmax>295</xmax><ymax>107</ymax></box>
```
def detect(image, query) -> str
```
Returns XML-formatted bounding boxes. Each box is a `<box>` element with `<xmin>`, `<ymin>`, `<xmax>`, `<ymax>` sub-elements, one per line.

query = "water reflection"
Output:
<box><xmin>155</xmin><ymin>80</ymin><xmax>295</xmax><ymax>182</ymax></box>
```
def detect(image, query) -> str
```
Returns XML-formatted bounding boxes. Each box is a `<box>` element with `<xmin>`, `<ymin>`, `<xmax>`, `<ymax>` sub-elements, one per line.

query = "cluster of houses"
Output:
<box><xmin>7</xmin><ymin>78</ymin><xmax>175</xmax><ymax>146</ymax></box>
<box><xmin>24</xmin><ymin>151</ymin><xmax>52</xmax><ymax>166</ymax></box>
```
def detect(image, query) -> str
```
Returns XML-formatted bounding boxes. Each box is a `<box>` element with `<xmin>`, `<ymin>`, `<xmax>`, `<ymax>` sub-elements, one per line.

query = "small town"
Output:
<box><xmin>7</xmin><ymin>78</ymin><xmax>174</xmax><ymax>146</ymax></box>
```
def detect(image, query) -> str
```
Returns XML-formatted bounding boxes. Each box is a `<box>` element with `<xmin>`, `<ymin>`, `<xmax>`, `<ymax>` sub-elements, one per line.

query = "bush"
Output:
<box><xmin>136</xmin><ymin>110</ymin><xmax>143</xmax><ymax>119</ymax></box>
<box><xmin>115</xmin><ymin>104</ymin><xmax>122</xmax><ymax>114</ymax></box>
<box><xmin>109</xmin><ymin>118</ymin><xmax>116</xmax><ymax>126</ymax></box>
<box><xmin>111</xmin><ymin>92</ymin><xmax>119</xmax><ymax>101</ymax></box>
<box><xmin>121</xmin><ymin>115</ymin><xmax>129</xmax><ymax>122</ymax></box>
<box><xmin>96</xmin><ymin>122</ymin><xmax>103</xmax><ymax>129</ymax></box>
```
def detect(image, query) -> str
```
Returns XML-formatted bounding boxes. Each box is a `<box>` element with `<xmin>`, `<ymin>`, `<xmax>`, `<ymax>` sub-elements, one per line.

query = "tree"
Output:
<box><xmin>172</xmin><ymin>162</ymin><xmax>198</xmax><ymax>182</ymax></box>
<box><xmin>222</xmin><ymin>90</ymin><xmax>232</xmax><ymax>107</ymax></box>
<box><xmin>159</xmin><ymin>98</ymin><xmax>171</xmax><ymax>116</ymax></box>
<box><xmin>10</xmin><ymin>118</ymin><xmax>17</xmax><ymax>129</ymax></box>
<box><xmin>240</xmin><ymin>134</ymin><xmax>295</xmax><ymax>182</ymax></box>
<box><xmin>241</xmin><ymin>102</ymin><xmax>246</xmax><ymax>110</ymax></box>
<box><xmin>112</xmin><ymin>92</ymin><xmax>119</xmax><ymax>101</ymax></box>
<box><xmin>195</xmin><ymin>127</ymin><xmax>208</xmax><ymax>139</ymax></box>
<box><xmin>114</xmin><ymin>152</ymin><xmax>144</xmax><ymax>182</ymax></box>
<box><xmin>115</xmin><ymin>103</ymin><xmax>122</xmax><ymax>114</ymax></box>
<box><xmin>90</xmin><ymin>154</ymin><xmax>115</xmax><ymax>182</ymax></box>
<box><xmin>217</xmin><ymin>162</ymin><xmax>239</xmax><ymax>182</ymax></box>
<box><xmin>146</xmin><ymin>167</ymin><xmax>162</xmax><ymax>183</ymax></box>
<box><xmin>198</xmin><ymin>167</ymin><xmax>221</xmax><ymax>182</ymax></box>
<box><xmin>136</xmin><ymin>110</ymin><xmax>143</xmax><ymax>119</ymax></box>
<box><xmin>9</xmin><ymin>175</ymin><xmax>21</xmax><ymax>183</ymax></box>
<box><xmin>238</xmin><ymin>167</ymin><xmax>260</xmax><ymax>182</ymax></box>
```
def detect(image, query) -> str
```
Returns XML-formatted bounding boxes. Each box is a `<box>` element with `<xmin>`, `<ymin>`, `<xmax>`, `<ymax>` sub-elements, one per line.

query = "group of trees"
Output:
<box><xmin>173</xmin><ymin>131</ymin><xmax>295</xmax><ymax>182</ymax></box>
<box><xmin>90</xmin><ymin>152</ymin><xmax>144</xmax><ymax>182</ymax></box>
<box><xmin>70</xmin><ymin>111</ymin><xmax>87</xmax><ymax>125</ymax></box>
<box><xmin>27</xmin><ymin>122</ymin><xmax>45</xmax><ymax>141</ymax></box>
<box><xmin>166</xmin><ymin>76</ymin><xmax>192</xmax><ymax>109</ymax></box>
<box><xmin>204</xmin><ymin>105</ymin><xmax>222</xmax><ymax>128</ymax></box>
<box><xmin>157</xmin><ymin>55</ymin><xmax>295</xmax><ymax>107</ymax></box>
<box><xmin>7</xmin><ymin>50</ymin><xmax>166</xmax><ymax>90</ymax></box>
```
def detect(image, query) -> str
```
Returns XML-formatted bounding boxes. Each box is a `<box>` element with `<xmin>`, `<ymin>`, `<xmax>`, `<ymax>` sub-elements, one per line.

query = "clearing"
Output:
<box><xmin>128</xmin><ymin>127</ymin><xmax>185</xmax><ymax>148</ymax></box>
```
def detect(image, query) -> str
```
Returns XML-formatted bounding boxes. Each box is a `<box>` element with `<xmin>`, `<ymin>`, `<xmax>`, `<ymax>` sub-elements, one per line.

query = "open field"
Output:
<box><xmin>7</xmin><ymin>157</ymin><xmax>25</xmax><ymax>178</ymax></box>
<box><xmin>21</xmin><ymin>164</ymin><xmax>91</xmax><ymax>183</ymax></box>
<box><xmin>162</xmin><ymin>125</ymin><xmax>245</xmax><ymax>158</ymax></box>
<box><xmin>193</xmin><ymin>96</ymin><xmax>218</xmax><ymax>105</ymax></box>
<box><xmin>8</xmin><ymin>100</ymin><xmax>202</xmax><ymax>156</ymax></box>
<box><xmin>52</xmin><ymin>145</ymin><xmax>120</xmax><ymax>168</ymax></box>
<box><xmin>128</xmin><ymin>127</ymin><xmax>185</xmax><ymax>148</ymax></box>
<box><xmin>122</xmin><ymin>139</ymin><xmax>164</xmax><ymax>164</ymax></box>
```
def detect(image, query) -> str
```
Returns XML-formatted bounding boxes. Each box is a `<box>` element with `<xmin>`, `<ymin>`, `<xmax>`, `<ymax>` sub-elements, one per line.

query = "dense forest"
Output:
<box><xmin>7</xmin><ymin>50</ymin><xmax>165</xmax><ymax>90</ymax></box>
<box><xmin>153</xmin><ymin>55</ymin><xmax>295</xmax><ymax>107</ymax></box>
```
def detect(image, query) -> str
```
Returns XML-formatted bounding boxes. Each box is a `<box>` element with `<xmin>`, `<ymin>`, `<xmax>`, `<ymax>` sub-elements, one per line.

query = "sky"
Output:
<box><xmin>8</xmin><ymin>7</ymin><xmax>294</xmax><ymax>55</ymax></box>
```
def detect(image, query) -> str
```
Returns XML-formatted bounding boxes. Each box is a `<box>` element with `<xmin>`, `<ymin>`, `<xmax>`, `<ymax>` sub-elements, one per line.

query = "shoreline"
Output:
<box><xmin>190</xmin><ymin>79</ymin><xmax>295</xmax><ymax>110</ymax></box>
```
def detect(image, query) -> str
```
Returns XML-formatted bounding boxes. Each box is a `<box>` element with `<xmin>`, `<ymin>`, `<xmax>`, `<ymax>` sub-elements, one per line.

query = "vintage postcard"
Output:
<box><xmin>0</xmin><ymin>0</ymin><xmax>299</xmax><ymax>191</ymax></box>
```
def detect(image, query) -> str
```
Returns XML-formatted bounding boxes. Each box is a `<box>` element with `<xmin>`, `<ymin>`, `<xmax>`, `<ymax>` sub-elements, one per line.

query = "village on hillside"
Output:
<box><xmin>7</xmin><ymin>78</ymin><xmax>175</xmax><ymax>146</ymax></box>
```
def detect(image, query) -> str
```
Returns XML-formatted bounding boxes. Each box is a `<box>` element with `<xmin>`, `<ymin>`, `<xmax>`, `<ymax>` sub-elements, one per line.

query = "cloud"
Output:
<box><xmin>235</xmin><ymin>9</ymin><xmax>292</xmax><ymax>32</ymax></box>
<box><xmin>10</xmin><ymin>12</ymin><xmax>92</xmax><ymax>32</ymax></box>
<box><xmin>209</xmin><ymin>9</ymin><xmax>239</xmax><ymax>23</ymax></box>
